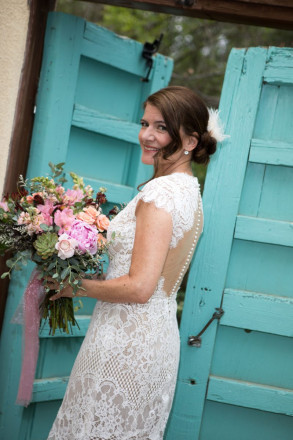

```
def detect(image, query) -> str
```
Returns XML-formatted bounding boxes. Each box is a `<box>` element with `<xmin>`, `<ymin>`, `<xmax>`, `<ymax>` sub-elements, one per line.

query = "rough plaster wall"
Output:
<box><xmin>0</xmin><ymin>0</ymin><xmax>29</xmax><ymax>196</ymax></box>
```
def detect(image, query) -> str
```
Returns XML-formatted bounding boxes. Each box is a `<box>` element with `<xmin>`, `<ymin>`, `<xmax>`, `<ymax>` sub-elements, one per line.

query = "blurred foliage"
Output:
<box><xmin>56</xmin><ymin>0</ymin><xmax>293</xmax><ymax>324</ymax></box>
<box><xmin>56</xmin><ymin>0</ymin><xmax>293</xmax><ymax>190</ymax></box>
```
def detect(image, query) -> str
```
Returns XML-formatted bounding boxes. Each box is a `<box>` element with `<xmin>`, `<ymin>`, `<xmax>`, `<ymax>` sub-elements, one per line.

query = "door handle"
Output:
<box><xmin>188</xmin><ymin>307</ymin><xmax>224</xmax><ymax>348</ymax></box>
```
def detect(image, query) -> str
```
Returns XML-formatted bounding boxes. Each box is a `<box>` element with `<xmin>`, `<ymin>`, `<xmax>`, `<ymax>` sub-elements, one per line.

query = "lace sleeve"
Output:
<box><xmin>138</xmin><ymin>175</ymin><xmax>200</xmax><ymax>248</ymax></box>
<box><xmin>138</xmin><ymin>177</ymin><xmax>176</xmax><ymax>217</ymax></box>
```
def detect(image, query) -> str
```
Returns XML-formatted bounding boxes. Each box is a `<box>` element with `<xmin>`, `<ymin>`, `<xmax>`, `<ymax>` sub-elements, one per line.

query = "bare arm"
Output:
<box><xmin>50</xmin><ymin>200</ymin><xmax>172</xmax><ymax>304</ymax></box>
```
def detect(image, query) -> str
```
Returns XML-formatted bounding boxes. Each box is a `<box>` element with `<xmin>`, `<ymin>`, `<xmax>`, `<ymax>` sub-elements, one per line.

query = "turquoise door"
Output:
<box><xmin>0</xmin><ymin>12</ymin><xmax>173</xmax><ymax>440</ymax></box>
<box><xmin>165</xmin><ymin>47</ymin><xmax>293</xmax><ymax>439</ymax></box>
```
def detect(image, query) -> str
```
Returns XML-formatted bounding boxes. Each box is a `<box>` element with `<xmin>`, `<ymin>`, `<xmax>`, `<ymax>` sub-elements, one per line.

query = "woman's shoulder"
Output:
<box><xmin>138</xmin><ymin>173</ymin><xmax>200</xmax><ymax>214</ymax></box>
<box><xmin>143</xmin><ymin>172</ymin><xmax>199</xmax><ymax>194</ymax></box>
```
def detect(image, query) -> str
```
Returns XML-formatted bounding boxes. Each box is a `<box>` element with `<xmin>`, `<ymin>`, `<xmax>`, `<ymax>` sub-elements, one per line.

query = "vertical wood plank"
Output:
<box><xmin>165</xmin><ymin>47</ymin><xmax>268</xmax><ymax>439</ymax></box>
<box><xmin>26</xmin><ymin>12</ymin><xmax>85</xmax><ymax>179</ymax></box>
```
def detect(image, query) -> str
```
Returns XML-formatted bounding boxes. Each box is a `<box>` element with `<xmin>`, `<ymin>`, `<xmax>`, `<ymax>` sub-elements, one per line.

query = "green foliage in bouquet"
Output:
<box><xmin>0</xmin><ymin>163</ymin><xmax>118</xmax><ymax>335</ymax></box>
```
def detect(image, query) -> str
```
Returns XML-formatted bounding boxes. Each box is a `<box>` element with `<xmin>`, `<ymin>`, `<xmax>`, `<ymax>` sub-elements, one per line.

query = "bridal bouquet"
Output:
<box><xmin>0</xmin><ymin>162</ymin><xmax>117</xmax><ymax>335</ymax></box>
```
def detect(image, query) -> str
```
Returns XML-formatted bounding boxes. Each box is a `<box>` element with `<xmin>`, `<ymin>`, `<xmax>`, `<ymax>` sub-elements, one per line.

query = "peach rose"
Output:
<box><xmin>76</xmin><ymin>206</ymin><xmax>100</xmax><ymax>225</ymax></box>
<box><xmin>96</xmin><ymin>214</ymin><xmax>110</xmax><ymax>232</ymax></box>
<box><xmin>97</xmin><ymin>233</ymin><xmax>107</xmax><ymax>247</ymax></box>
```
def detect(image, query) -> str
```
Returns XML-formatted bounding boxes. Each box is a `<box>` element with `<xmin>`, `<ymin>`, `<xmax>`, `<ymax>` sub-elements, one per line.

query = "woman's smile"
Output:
<box><xmin>143</xmin><ymin>145</ymin><xmax>160</xmax><ymax>152</ymax></box>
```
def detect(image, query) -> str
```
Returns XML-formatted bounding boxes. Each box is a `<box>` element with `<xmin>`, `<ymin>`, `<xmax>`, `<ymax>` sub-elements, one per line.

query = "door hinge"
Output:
<box><xmin>141</xmin><ymin>34</ymin><xmax>163</xmax><ymax>82</ymax></box>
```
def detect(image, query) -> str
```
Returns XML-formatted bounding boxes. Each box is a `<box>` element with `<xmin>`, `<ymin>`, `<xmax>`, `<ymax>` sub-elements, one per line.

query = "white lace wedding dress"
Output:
<box><xmin>48</xmin><ymin>172</ymin><xmax>203</xmax><ymax>440</ymax></box>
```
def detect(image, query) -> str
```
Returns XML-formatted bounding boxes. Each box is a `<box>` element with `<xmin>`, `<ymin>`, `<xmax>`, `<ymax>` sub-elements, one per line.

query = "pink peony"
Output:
<box><xmin>0</xmin><ymin>201</ymin><xmax>9</xmax><ymax>212</ymax></box>
<box><xmin>54</xmin><ymin>208</ymin><xmax>75</xmax><ymax>234</ymax></box>
<box><xmin>96</xmin><ymin>214</ymin><xmax>110</xmax><ymax>232</ymax></box>
<box><xmin>55</xmin><ymin>233</ymin><xmax>78</xmax><ymax>259</ymax></box>
<box><xmin>63</xmin><ymin>189</ymin><xmax>84</xmax><ymax>206</ymax></box>
<box><xmin>67</xmin><ymin>220</ymin><xmax>98</xmax><ymax>255</ymax></box>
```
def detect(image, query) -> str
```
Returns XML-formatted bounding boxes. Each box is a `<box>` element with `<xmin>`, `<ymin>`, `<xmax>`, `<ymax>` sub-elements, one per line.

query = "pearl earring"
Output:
<box><xmin>184</xmin><ymin>150</ymin><xmax>189</xmax><ymax>155</ymax></box>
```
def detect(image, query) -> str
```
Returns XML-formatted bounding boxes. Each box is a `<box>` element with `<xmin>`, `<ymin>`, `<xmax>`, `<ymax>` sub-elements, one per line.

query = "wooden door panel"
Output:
<box><xmin>211</xmin><ymin>327</ymin><xmax>293</xmax><ymax>388</ymax></box>
<box><xmin>0</xmin><ymin>12</ymin><xmax>173</xmax><ymax>440</ymax></box>
<box><xmin>226</xmin><ymin>240</ymin><xmax>293</xmax><ymax>297</ymax></box>
<box><xmin>165</xmin><ymin>47</ymin><xmax>293</xmax><ymax>439</ymax></box>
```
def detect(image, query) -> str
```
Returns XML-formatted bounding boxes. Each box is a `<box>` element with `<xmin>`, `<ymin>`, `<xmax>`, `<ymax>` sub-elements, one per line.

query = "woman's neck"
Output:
<box><xmin>156</xmin><ymin>161</ymin><xmax>193</xmax><ymax>177</ymax></box>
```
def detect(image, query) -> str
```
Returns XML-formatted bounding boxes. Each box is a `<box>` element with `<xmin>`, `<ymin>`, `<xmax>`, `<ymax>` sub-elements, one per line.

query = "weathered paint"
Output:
<box><xmin>0</xmin><ymin>12</ymin><xmax>173</xmax><ymax>440</ymax></box>
<box><xmin>165</xmin><ymin>47</ymin><xmax>293</xmax><ymax>439</ymax></box>
<box><xmin>221</xmin><ymin>288</ymin><xmax>293</xmax><ymax>337</ymax></box>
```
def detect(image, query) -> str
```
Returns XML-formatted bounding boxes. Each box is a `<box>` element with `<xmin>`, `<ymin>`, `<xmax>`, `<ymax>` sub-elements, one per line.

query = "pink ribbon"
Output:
<box><xmin>16</xmin><ymin>268</ymin><xmax>45</xmax><ymax>407</ymax></box>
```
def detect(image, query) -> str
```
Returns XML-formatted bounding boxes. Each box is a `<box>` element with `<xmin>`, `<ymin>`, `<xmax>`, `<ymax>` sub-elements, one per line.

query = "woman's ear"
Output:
<box><xmin>185</xmin><ymin>132</ymin><xmax>198</xmax><ymax>152</ymax></box>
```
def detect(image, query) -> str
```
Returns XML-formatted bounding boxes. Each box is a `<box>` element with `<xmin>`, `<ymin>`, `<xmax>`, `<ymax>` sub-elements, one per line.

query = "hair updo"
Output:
<box><xmin>145</xmin><ymin>86</ymin><xmax>217</xmax><ymax>165</ymax></box>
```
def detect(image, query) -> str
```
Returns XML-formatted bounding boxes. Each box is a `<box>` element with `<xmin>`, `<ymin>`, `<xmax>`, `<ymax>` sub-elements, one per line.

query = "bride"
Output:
<box><xmin>47</xmin><ymin>86</ymin><xmax>218</xmax><ymax>440</ymax></box>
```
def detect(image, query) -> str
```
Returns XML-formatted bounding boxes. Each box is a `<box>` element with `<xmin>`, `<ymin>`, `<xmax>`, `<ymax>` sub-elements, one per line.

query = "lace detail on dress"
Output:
<box><xmin>139</xmin><ymin>173</ymin><xmax>200</xmax><ymax>248</ymax></box>
<box><xmin>47</xmin><ymin>173</ymin><xmax>202</xmax><ymax>440</ymax></box>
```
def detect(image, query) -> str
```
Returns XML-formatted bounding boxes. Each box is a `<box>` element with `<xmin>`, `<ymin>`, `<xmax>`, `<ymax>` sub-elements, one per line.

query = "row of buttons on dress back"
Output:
<box><xmin>170</xmin><ymin>189</ymin><xmax>203</xmax><ymax>298</ymax></box>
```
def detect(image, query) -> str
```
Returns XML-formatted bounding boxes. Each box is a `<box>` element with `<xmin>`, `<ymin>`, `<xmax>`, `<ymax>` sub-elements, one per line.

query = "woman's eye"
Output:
<box><xmin>158</xmin><ymin>125</ymin><xmax>167</xmax><ymax>132</ymax></box>
<box><xmin>140</xmin><ymin>121</ymin><xmax>148</xmax><ymax>127</ymax></box>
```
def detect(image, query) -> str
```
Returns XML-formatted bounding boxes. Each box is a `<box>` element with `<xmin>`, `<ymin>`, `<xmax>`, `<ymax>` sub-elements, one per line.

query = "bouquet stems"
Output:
<box><xmin>40</xmin><ymin>292</ymin><xmax>79</xmax><ymax>336</ymax></box>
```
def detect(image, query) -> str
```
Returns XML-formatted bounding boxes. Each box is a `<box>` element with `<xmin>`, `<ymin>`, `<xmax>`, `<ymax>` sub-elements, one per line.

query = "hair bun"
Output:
<box><xmin>192</xmin><ymin>132</ymin><xmax>217</xmax><ymax>165</ymax></box>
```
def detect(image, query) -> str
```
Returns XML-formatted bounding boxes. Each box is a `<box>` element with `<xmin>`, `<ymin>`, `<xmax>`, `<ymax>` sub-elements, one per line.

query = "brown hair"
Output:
<box><xmin>145</xmin><ymin>86</ymin><xmax>217</xmax><ymax>168</ymax></box>
<box><xmin>137</xmin><ymin>86</ymin><xmax>217</xmax><ymax>190</ymax></box>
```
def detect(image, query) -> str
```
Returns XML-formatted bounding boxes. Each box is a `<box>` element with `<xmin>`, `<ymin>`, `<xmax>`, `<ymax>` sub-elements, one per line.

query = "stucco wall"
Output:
<box><xmin>0</xmin><ymin>0</ymin><xmax>29</xmax><ymax>197</ymax></box>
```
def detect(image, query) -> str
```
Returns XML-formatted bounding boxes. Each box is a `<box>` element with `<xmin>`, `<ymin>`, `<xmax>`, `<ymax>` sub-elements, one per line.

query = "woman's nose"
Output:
<box><xmin>142</xmin><ymin>126</ymin><xmax>155</xmax><ymax>141</ymax></box>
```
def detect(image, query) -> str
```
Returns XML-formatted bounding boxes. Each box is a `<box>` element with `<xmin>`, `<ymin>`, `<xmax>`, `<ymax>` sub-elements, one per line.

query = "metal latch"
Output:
<box><xmin>188</xmin><ymin>307</ymin><xmax>224</xmax><ymax>348</ymax></box>
<box><xmin>141</xmin><ymin>34</ymin><xmax>163</xmax><ymax>82</ymax></box>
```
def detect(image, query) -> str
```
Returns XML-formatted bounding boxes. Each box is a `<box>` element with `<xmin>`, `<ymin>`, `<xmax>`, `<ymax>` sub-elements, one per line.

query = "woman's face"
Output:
<box><xmin>139</xmin><ymin>104</ymin><xmax>172</xmax><ymax>166</ymax></box>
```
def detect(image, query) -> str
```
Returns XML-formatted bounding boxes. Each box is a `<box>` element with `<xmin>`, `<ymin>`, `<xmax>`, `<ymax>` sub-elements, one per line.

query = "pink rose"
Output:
<box><xmin>96</xmin><ymin>214</ymin><xmax>110</xmax><ymax>232</ymax></box>
<box><xmin>55</xmin><ymin>233</ymin><xmax>78</xmax><ymax>259</ymax></box>
<box><xmin>0</xmin><ymin>201</ymin><xmax>9</xmax><ymax>212</ymax></box>
<box><xmin>76</xmin><ymin>206</ymin><xmax>100</xmax><ymax>225</ymax></box>
<box><xmin>67</xmin><ymin>220</ymin><xmax>98</xmax><ymax>255</ymax></box>
<box><xmin>54</xmin><ymin>208</ymin><xmax>75</xmax><ymax>234</ymax></box>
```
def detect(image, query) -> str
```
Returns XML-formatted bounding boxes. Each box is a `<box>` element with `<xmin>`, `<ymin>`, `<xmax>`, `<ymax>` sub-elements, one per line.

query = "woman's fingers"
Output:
<box><xmin>49</xmin><ymin>292</ymin><xmax>62</xmax><ymax>301</ymax></box>
<box><xmin>49</xmin><ymin>284</ymin><xmax>74</xmax><ymax>300</ymax></box>
<box><xmin>44</xmin><ymin>276</ymin><xmax>61</xmax><ymax>291</ymax></box>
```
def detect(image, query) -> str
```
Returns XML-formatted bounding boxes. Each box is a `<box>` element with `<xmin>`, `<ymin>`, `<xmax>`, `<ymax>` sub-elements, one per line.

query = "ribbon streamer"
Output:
<box><xmin>16</xmin><ymin>268</ymin><xmax>45</xmax><ymax>407</ymax></box>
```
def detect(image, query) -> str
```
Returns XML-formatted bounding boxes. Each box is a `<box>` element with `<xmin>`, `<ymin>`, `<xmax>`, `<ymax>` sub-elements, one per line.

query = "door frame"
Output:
<box><xmin>0</xmin><ymin>0</ymin><xmax>56</xmax><ymax>333</ymax></box>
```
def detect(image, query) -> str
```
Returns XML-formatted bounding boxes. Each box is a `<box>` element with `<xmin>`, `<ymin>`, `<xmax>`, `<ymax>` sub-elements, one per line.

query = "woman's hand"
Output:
<box><xmin>45</xmin><ymin>277</ymin><xmax>75</xmax><ymax>301</ymax></box>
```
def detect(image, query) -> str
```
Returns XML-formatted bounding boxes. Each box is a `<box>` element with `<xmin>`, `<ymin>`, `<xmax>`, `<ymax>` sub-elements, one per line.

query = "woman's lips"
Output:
<box><xmin>144</xmin><ymin>145</ymin><xmax>160</xmax><ymax>152</ymax></box>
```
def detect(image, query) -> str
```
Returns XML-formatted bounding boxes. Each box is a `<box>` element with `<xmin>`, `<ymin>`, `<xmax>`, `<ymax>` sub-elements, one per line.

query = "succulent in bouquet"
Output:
<box><xmin>0</xmin><ymin>162</ymin><xmax>118</xmax><ymax>336</ymax></box>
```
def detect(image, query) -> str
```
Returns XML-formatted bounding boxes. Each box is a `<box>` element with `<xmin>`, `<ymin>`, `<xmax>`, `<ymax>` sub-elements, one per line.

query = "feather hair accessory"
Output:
<box><xmin>207</xmin><ymin>108</ymin><xmax>230</xmax><ymax>143</ymax></box>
